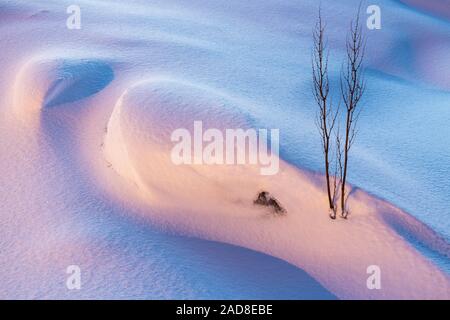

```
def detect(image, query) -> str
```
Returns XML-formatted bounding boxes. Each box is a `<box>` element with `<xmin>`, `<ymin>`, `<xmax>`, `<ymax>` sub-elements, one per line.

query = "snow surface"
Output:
<box><xmin>0</xmin><ymin>0</ymin><xmax>449</xmax><ymax>299</ymax></box>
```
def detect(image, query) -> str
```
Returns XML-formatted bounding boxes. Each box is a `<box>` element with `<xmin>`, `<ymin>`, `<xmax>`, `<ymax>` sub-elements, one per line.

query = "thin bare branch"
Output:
<box><xmin>311</xmin><ymin>7</ymin><xmax>339</xmax><ymax>216</ymax></box>
<box><xmin>338</xmin><ymin>2</ymin><xmax>366</xmax><ymax>218</ymax></box>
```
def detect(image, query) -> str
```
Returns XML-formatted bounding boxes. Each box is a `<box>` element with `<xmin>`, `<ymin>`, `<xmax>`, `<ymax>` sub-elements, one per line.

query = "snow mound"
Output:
<box><xmin>13</xmin><ymin>56</ymin><xmax>113</xmax><ymax>117</ymax></box>
<box><xmin>104</xmin><ymin>79</ymin><xmax>271</xmax><ymax>208</ymax></box>
<box><xmin>103</xmin><ymin>79</ymin><xmax>450</xmax><ymax>299</ymax></box>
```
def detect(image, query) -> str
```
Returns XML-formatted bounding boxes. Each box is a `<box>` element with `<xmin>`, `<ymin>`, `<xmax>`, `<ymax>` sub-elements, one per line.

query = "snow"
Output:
<box><xmin>101</xmin><ymin>78</ymin><xmax>449</xmax><ymax>299</ymax></box>
<box><xmin>13</xmin><ymin>56</ymin><xmax>114</xmax><ymax>118</ymax></box>
<box><xmin>0</xmin><ymin>0</ymin><xmax>449</xmax><ymax>299</ymax></box>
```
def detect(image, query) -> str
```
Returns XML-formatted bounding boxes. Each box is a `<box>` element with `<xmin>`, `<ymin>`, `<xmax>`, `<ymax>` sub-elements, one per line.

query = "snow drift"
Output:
<box><xmin>1</xmin><ymin>0</ymin><xmax>450</xmax><ymax>300</ymax></box>
<box><xmin>103</xmin><ymin>78</ymin><xmax>450</xmax><ymax>299</ymax></box>
<box><xmin>13</xmin><ymin>55</ymin><xmax>113</xmax><ymax>118</ymax></box>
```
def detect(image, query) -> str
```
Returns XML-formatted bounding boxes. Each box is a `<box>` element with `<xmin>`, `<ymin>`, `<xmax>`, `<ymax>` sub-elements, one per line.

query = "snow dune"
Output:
<box><xmin>1</xmin><ymin>0</ymin><xmax>449</xmax><ymax>299</ymax></box>
<box><xmin>4</xmin><ymin>60</ymin><xmax>336</xmax><ymax>299</ymax></box>
<box><xmin>98</xmin><ymin>78</ymin><xmax>450</xmax><ymax>299</ymax></box>
<box><xmin>13</xmin><ymin>55</ymin><xmax>114</xmax><ymax>118</ymax></box>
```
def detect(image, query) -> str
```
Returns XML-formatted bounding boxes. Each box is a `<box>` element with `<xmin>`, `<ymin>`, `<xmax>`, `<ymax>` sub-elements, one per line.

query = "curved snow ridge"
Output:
<box><xmin>102</xmin><ymin>78</ymin><xmax>450</xmax><ymax>299</ymax></box>
<box><xmin>13</xmin><ymin>54</ymin><xmax>114</xmax><ymax>120</ymax></box>
<box><xmin>372</xmin><ymin>32</ymin><xmax>450</xmax><ymax>92</ymax></box>
<box><xmin>379</xmin><ymin>201</ymin><xmax>450</xmax><ymax>260</ymax></box>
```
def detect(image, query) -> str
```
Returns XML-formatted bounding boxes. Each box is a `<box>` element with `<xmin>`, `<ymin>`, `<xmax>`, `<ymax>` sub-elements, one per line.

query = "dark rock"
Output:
<box><xmin>254</xmin><ymin>191</ymin><xmax>286</xmax><ymax>214</ymax></box>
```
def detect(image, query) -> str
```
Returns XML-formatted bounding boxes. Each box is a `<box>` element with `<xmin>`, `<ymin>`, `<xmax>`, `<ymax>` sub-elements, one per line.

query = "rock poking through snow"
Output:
<box><xmin>254</xmin><ymin>191</ymin><xmax>286</xmax><ymax>215</ymax></box>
